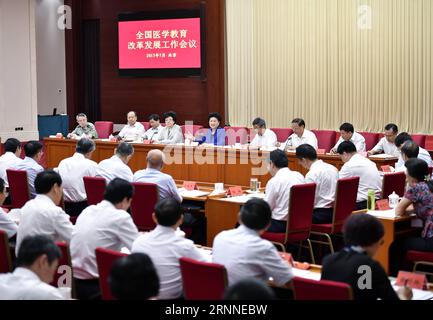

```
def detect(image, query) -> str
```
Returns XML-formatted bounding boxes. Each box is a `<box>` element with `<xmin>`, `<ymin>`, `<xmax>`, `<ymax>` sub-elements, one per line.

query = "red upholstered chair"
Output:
<box><xmin>0</xmin><ymin>230</ymin><xmax>12</xmax><ymax>273</ymax></box>
<box><xmin>94</xmin><ymin>121</ymin><xmax>114</xmax><ymax>139</ymax></box>
<box><xmin>140</xmin><ymin>122</ymin><xmax>150</xmax><ymax>131</ymax></box>
<box><xmin>130</xmin><ymin>182</ymin><xmax>159</xmax><ymax>231</ymax></box>
<box><xmin>292</xmin><ymin>277</ymin><xmax>353</xmax><ymax>300</ymax></box>
<box><xmin>425</xmin><ymin>136</ymin><xmax>433</xmax><ymax>151</ymax></box>
<box><xmin>261</xmin><ymin>183</ymin><xmax>316</xmax><ymax>263</ymax></box>
<box><xmin>181</xmin><ymin>124</ymin><xmax>204</xmax><ymax>136</ymax></box>
<box><xmin>406</xmin><ymin>251</ymin><xmax>433</xmax><ymax>277</ymax></box>
<box><xmin>310</xmin><ymin>177</ymin><xmax>359</xmax><ymax>254</ymax></box>
<box><xmin>411</xmin><ymin>134</ymin><xmax>426</xmax><ymax>148</ymax></box>
<box><xmin>179</xmin><ymin>257</ymin><xmax>228</xmax><ymax>300</ymax></box>
<box><xmin>271</xmin><ymin>128</ymin><xmax>293</xmax><ymax>143</ymax></box>
<box><xmin>381</xmin><ymin>172</ymin><xmax>406</xmax><ymax>199</ymax></box>
<box><xmin>6</xmin><ymin>169</ymin><xmax>30</xmax><ymax>209</ymax></box>
<box><xmin>311</xmin><ymin>130</ymin><xmax>337</xmax><ymax>152</ymax></box>
<box><xmin>224</xmin><ymin>126</ymin><xmax>249</xmax><ymax>145</ymax></box>
<box><xmin>359</xmin><ymin>132</ymin><xmax>379</xmax><ymax>151</ymax></box>
<box><xmin>83</xmin><ymin>176</ymin><xmax>106</xmax><ymax>205</ymax></box>
<box><xmin>51</xmin><ymin>242</ymin><xmax>74</xmax><ymax>298</ymax></box>
<box><xmin>95</xmin><ymin>247</ymin><xmax>127</xmax><ymax>300</ymax></box>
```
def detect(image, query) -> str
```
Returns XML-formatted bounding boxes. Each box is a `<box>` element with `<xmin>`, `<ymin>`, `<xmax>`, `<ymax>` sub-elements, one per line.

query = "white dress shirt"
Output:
<box><xmin>0</xmin><ymin>152</ymin><xmax>23</xmax><ymax>186</ymax></box>
<box><xmin>118</xmin><ymin>122</ymin><xmax>145</xmax><ymax>141</ymax></box>
<box><xmin>157</xmin><ymin>124</ymin><xmax>184</xmax><ymax>144</ymax></box>
<box><xmin>131</xmin><ymin>225</ymin><xmax>207</xmax><ymax>299</ymax></box>
<box><xmin>264</xmin><ymin>167</ymin><xmax>305</xmax><ymax>220</ymax></box>
<box><xmin>16</xmin><ymin>194</ymin><xmax>73</xmax><ymax>254</ymax></box>
<box><xmin>306</xmin><ymin>160</ymin><xmax>339</xmax><ymax>208</ymax></box>
<box><xmin>57</xmin><ymin>153</ymin><xmax>98</xmax><ymax>202</ymax></box>
<box><xmin>96</xmin><ymin>155</ymin><xmax>133</xmax><ymax>182</ymax></box>
<box><xmin>0</xmin><ymin>267</ymin><xmax>64</xmax><ymax>300</ymax></box>
<box><xmin>70</xmin><ymin>200</ymin><xmax>139</xmax><ymax>280</ymax></box>
<box><xmin>250</xmin><ymin>129</ymin><xmax>277</xmax><ymax>148</ymax></box>
<box><xmin>284</xmin><ymin>129</ymin><xmax>318</xmax><ymax>150</ymax></box>
<box><xmin>395</xmin><ymin>146</ymin><xmax>433</xmax><ymax>169</ymax></box>
<box><xmin>0</xmin><ymin>208</ymin><xmax>18</xmax><ymax>239</ymax></box>
<box><xmin>212</xmin><ymin>225</ymin><xmax>293</xmax><ymax>286</ymax></box>
<box><xmin>133</xmin><ymin>168</ymin><xmax>182</xmax><ymax>202</ymax></box>
<box><xmin>339</xmin><ymin>154</ymin><xmax>382</xmax><ymax>202</ymax></box>
<box><xmin>371</xmin><ymin>137</ymin><xmax>400</xmax><ymax>157</ymax></box>
<box><xmin>12</xmin><ymin>156</ymin><xmax>44</xmax><ymax>198</ymax></box>
<box><xmin>333</xmin><ymin>132</ymin><xmax>366</xmax><ymax>152</ymax></box>
<box><xmin>143</xmin><ymin>125</ymin><xmax>163</xmax><ymax>141</ymax></box>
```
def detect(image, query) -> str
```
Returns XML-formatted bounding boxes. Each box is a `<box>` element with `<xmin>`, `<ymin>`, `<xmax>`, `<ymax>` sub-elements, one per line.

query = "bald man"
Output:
<box><xmin>118</xmin><ymin>111</ymin><xmax>145</xmax><ymax>141</ymax></box>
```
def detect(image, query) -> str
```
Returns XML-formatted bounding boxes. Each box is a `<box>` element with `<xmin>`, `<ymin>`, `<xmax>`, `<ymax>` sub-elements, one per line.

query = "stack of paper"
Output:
<box><xmin>177</xmin><ymin>188</ymin><xmax>210</xmax><ymax>198</ymax></box>
<box><xmin>367</xmin><ymin>209</ymin><xmax>397</xmax><ymax>219</ymax></box>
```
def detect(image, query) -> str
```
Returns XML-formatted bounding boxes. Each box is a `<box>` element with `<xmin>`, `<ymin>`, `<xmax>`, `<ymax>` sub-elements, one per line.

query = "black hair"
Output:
<box><xmin>252</xmin><ymin>117</ymin><xmax>266</xmax><ymax>128</ymax></box>
<box><xmin>343</xmin><ymin>214</ymin><xmax>384</xmax><ymax>247</ymax></box>
<box><xmin>16</xmin><ymin>235</ymin><xmax>62</xmax><ymax>267</ymax></box>
<box><xmin>384</xmin><ymin>123</ymin><xmax>398</xmax><ymax>133</ymax></box>
<box><xmin>104</xmin><ymin>178</ymin><xmax>134</xmax><ymax>205</ymax></box>
<box><xmin>109</xmin><ymin>253</ymin><xmax>160</xmax><ymax>300</ymax></box>
<box><xmin>76</xmin><ymin>113</ymin><xmax>87</xmax><ymax>118</ymax></box>
<box><xmin>163</xmin><ymin>111</ymin><xmax>177</xmax><ymax>123</ymax></box>
<box><xmin>395</xmin><ymin>132</ymin><xmax>412</xmax><ymax>148</ymax></box>
<box><xmin>35</xmin><ymin>170</ymin><xmax>62</xmax><ymax>194</ymax></box>
<box><xmin>76</xmin><ymin>138</ymin><xmax>95</xmax><ymax>154</ymax></box>
<box><xmin>291</xmin><ymin>118</ymin><xmax>306</xmax><ymax>127</ymax></box>
<box><xmin>208</xmin><ymin>112</ymin><xmax>222</xmax><ymax>123</ymax></box>
<box><xmin>4</xmin><ymin>138</ymin><xmax>21</xmax><ymax>153</ymax></box>
<box><xmin>339</xmin><ymin>123</ymin><xmax>354</xmax><ymax>133</ymax></box>
<box><xmin>0</xmin><ymin>177</ymin><xmax>5</xmax><ymax>194</ymax></box>
<box><xmin>240</xmin><ymin>198</ymin><xmax>271</xmax><ymax>230</ymax></box>
<box><xmin>337</xmin><ymin>141</ymin><xmax>357</xmax><ymax>154</ymax></box>
<box><xmin>295</xmin><ymin>144</ymin><xmax>317</xmax><ymax>161</ymax></box>
<box><xmin>116</xmin><ymin>142</ymin><xmax>134</xmax><ymax>157</ymax></box>
<box><xmin>148</xmin><ymin>114</ymin><xmax>160</xmax><ymax>122</ymax></box>
<box><xmin>24</xmin><ymin>141</ymin><xmax>43</xmax><ymax>158</ymax></box>
<box><xmin>154</xmin><ymin>198</ymin><xmax>183</xmax><ymax>227</ymax></box>
<box><xmin>224</xmin><ymin>278</ymin><xmax>276</xmax><ymax>300</ymax></box>
<box><xmin>401</xmin><ymin>141</ymin><xmax>419</xmax><ymax>159</ymax></box>
<box><xmin>405</xmin><ymin>158</ymin><xmax>433</xmax><ymax>192</ymax></box>
<box><xmin>269</xmin><ymin>149</ymin><xmax>289</xmax><ymax>168</ymax></box>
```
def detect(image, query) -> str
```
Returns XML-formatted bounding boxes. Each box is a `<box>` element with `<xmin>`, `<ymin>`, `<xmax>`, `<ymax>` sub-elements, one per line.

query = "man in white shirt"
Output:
<box><xmin>143</xmin><ymin>114</ymin><xmax>163</xmax><ymax>141</ymax></box>
<box><xmin>131</xmin><ymin>198</ymin><xmax>207</xmax><ymax>300</ymax></box>
<box><xmin>0</xmin><ymin>178</ymin><xmax>17</xmax><ymax>239</ymax></box>
<box><xmin>96</xmin><ymin>142</ymin><xmax>134</xmax><ymax>182</ymax></box>
<box><xmin>394</xmin><ymin>141</ymin><xmax>420</xmax><ymax>173</ymax></box>
<box><xmin>71</xmin><ymin>178</ymin><xmax>139</xmax><ymax>300</ymax></box>
<box><xmin>368</xmin><ymin>123</ymin><xmax>399</xmax><ymax>157</ymax></box>
<box><xmin>57</xmin><ymin>139</ymin><xmax>97</xmax><ymax>216</ymax></box>
<box><xmin>16</xmin><ymin>170</ymin><xmax>73</xmax><ymax>254</ymax></box>
<box><xmin>264</xmin><ymin>149</ymin><xmax>305</xmax><ymax>232</ymax></box>
<box><xmin>118</xmin><ymin>111</ymin><xmax>145</xmax><ymax>141</ymax></box>
<box><xmin>337</xmin><ymin>141</ymin><xmax>382</xmax><ymax>210</ymax></box>
<box><xmin>283</xmin><ymin>118</ymin><xmax>318</xmax><ymax>150</ymax></box>
<box><xmin>0</xmin><ymin>138</ymin><xmax>22</xmax><ymax>186</ymax></box>
<box><xmin>156</xmin><ymin>111</ymin><xmax>184</xmax><ymax>144</ymax></box>
<box><xmin>249</xmin><ymin>117</ymin><xmax>277</xmax><ymax>148</ymax></box>
<box><xmin>0</xmin><ymin>235</ymin><xmax>64</xmax><ymax>300</ymax></box>
<box><xmin>12</xmin><ymin>141</ymin><xmax>44</xmax><ymax>198</ymax></box>
<box><xmin>394</xmin><ymin>132</ymin><xmax>433</xmax><ymax>169</ymax></box>
<box><xmin>296</xmin><ymin>144</ymin><xmax>339</xmax><ymax>224</ymax></box>
<box><xmin>212</xmin><ymin>198</ymin><xmax>293</xmax><ymax>286</ymax></box>
<box><xmin>331</xmin><ymin>123</ymin><xmax>366</xmax><ymax>153</ymax></box>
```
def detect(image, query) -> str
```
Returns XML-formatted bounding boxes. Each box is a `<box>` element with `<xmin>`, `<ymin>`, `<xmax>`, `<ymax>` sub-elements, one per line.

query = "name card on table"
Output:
<box><xmin>183</xmin><ymin>181</ymin><xmax>198</xmax><ymax>191</ymax></box>
<box><xmin>317</xmin><ymin>149</ymin><xmax>326</xmax><ymax>155</ymax></box>
<box><xmin>381</xmin><ymin>165</ymin><xmax>394</xmax><ymax>173</ymax></box>
<box><xmin>396</xmin><ymin>271</ymin><xmax>428</xmax><ymax>290</ymax></box>
<box><xmin>376</xmin><ymin>199</ymin><xmax>390</xmax><ymax>211</ymax></box>
<box><xmin>227</xmin><ymin>186</ymin><xmax>243</xmax><ymax>197</ymax></box>
<box><xmin>143</xmin><ymin>140</ymin><xmax>152</xmax><ymax>145</ymax></box>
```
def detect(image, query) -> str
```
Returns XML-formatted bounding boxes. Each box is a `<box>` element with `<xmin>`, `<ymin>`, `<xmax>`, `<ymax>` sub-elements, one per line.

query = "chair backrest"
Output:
<box><xmin>359</xmin><ymin>132</ymin><xmax>379</xmax><ymax>151</ymax></box>
<box><xmin>331</xmin><ymin>177</ymin><xmax>360</xmax><ymax>233</ymax></box>
<box><xmin>0</xmin><ymin>230</ymin><xmax>12</xmax><ymax>273</ymax></box>
<box><xmin>130</xmin><ymin>182</ymin><xmax>159</xmax><ymax>231</ymax></box>
<box><xmin>311</xmin><ymin>130</ymin><xmax>337</xmax><ymax>152</ymax></box>
<box><xmin>181</xmin><ymin>124</ymin><xmax>204</xmax><ymax>136</ymax></box>
<box><xmin>6</xmin><ymin>169</ymin><xmax>30</xmax><ymax>209</ymax></box>
<box><xmin>411</xmin><ymin>134</ymin><xmax>426</xmax><ymax>148</ymax></box>
<box><xmin>382</xmin><ymin>172</ymin><xmax>406</xmax><ymax>199</ymax></box>
<box><xmin>140</xmin><ymin>122</ymin><xmax>151</xmax><ymax>131</ymax></box>
<box><xmin>271</xmin><ymin>128</ymin><xmax>293</xmax><ymax>143</ymax></box>
<box><xmin>51</xmin><ymin>242</ymin><xmax>72</xmax><ymax>288</ymax></box>
<box><xmin>94</xmin><ymin>121</ymin><xmax>114</xmax><ymax>139</ymax></box>
<box><xmin>224</xmin><ymin>126</ymin><xmax>249</xmax><ymax>145</ymax></box>
<box><xmin>83</xmin><ymin>176</ymin><xmax>106</xmax><ymax>205</ymax></box>
<box><xmin>179</xmin><ymin>257</ymin><xmax>228</xmax><ymax>300</ymax></box>
<box><xmin>95</xmin><ymin>247</ymin><xmax>127</xmax><ymax>300</ymax></box>
<box><xmin>425</xmin><ymin>135</ymin><xmax>433</xmax><ymax>151</ymax></box>
<box><xmin>292</xmin><ymin>277</ymin><xmax>353</xmax><ymax>300</ymax></box>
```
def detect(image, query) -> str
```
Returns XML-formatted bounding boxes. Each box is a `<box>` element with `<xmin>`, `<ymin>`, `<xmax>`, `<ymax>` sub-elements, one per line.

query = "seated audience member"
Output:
<box><xmin>68</xmin><ymin>113</ymin><xmax>98</xmax><ymax>139</ymax></box>
<box><xmin>16</xmin><ymin>170</ymin><xmax>73</xmax><ymax>254</ymax></box>
<box><xmin>109</xmin><ymin>253</ymin><xmax>160</xmax><ymax>300</ymax></box>
<box><xmin>394</xmin><ymin>140</ymin><xmax>420</xmax><ymax>173</ymax></box>
<box><xmin>264</xmin><ymin>149</ymin><xmax>305</xmax><ymax>232</ymax></box>
<box><xmin>249</xmin><ymin>118</ymin><xmax>277</xmax><ymax>148</ymax></box>
<box><xmin>212</xmin><ymin>198</ymin><xmax>293</xmax><ymax>286</ymax></box>
<box><xmin>118</xmin><ymin>111</ymin><xmax>145</xmax><ymax>141</ymax></box>
<box><xmin>71</xmin><ymin>178</ymin><xmax>139</xmax><ymax>300</ymax></box>
<box><xmin>282</xmin><ymin>118</ymin><xmax>318</xmax><ymax>150</ymax></box>
<box><xmin>296</xmin><ymin>144</ymin><xmax>339</xmax><ymax>224</ymax></box>
<box><xmin>57</xmin><ymin>138</ymin><xmax>97</xmax><ymax>216</ymax></box>
<box><xmin>13</xmin><ymin>140</ymin><xmax>44</xmax><ymax>198</ymax></box>
<box><xmin>143</xmin><ymin>114</ymin><xmax>163</xmax><ymax>141</ymax></box>
<box><xmin>96</xmin><ymin>142</ymin><xmax>134</xmax><ymax>182</ymax></box>
<box><xmin>185</xmin><ymin>112</ymin><xmax>226</xmax><ymax>146</ymax></box>
<box><xmin>223</xmin><ymin>278</ymin><xmax>276</xmax><ymax>300</ymax></box>
<box><xmin>337</xmin><ymin>141</ymin><xmax>381</xmax><ymax>210</ymax></box>
<box><xmin>331</xmin><ymin>122</ymin><xmax>366</xmax><ymax>153</ymax></box>
<box><xmin>394</xmin><ymin>132</ymin><xmax>433</xmax><ymax>169</ymax></box>
<box><xmin>156</xmin><ymin>111</ymin><xmax>184</xmax><ymax>144</ymax></box>
<box><xmin>368</xmin><ymin>123</ymin><xmax>399</xmax><ymax>157</ymax></box>
<box><xmin>0</xmin><ymin>178</ymin><xmax>17</xmax><ymax>239</ymax></box>
<box><xmin>322</xmin><ymin>214</ymin><xmax>412</xmax><ymax>300</ymax></box>
<box><xmin>131</xmin><ymin>198</ymin><xmax>207</xmax><ymax>300</ymax></box>
<box><xmin>0</xmin><ymin>138</ymin><xmax>22</xmax><ymax>185</ymax></box>
<box><xmin>389</xmin><ymin>158</ymin><xmax>433</xmax><ymax>276</ymax></box>
<box><xmin>0</xmin><ymin>235</ymin><xmax>64</xmax><ymax>300</ymax></box>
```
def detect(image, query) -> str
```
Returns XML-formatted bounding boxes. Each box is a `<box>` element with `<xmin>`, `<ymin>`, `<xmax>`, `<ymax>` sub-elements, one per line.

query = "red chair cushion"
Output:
<box><xmin>293</xmin><ymin>277</ymin><xmax>352</xmax><ymax>300</ymax></box>
<box><xmin>406</xmin><ymin>250</ymin><xmax>433</xmax><ymax>263</ymax></box>
<box><xmin>359</xmin><ymin>132</ymin><xmax>379</xmax><ymax>151</ymax></box>
<box><xmin>412</xmin><ymin>135</ymin><xmax>426</xmax><ymax>148</ymax></box>
<box><xmin>261</xmin><ymin>232</ymin><xmax>285</xmax><ymax>244</ymax></box>
<box><xmin>311</xmin><ymin>223</ymin><xmax>333</xmax><ymax>233</ymax></box>
<box><xmin>271</xmin><ymin>128</ymin><xmax>293</xmax><ymax>142</ymax></box>
<box><xmin>311</xmin><ymin>130</ymin><xmax>336</xmax><ymax>152</ymax></box>
<box><xmin>94</xmin><ymin>121</ymin><xmax>114</xmax><ymax>139</ymax></box>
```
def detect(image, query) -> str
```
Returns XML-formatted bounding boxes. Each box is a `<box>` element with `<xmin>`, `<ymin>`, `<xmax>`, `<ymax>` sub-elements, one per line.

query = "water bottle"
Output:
<box><xmin>367</xmin><ymin>189</ymin><xmax>376</xmax><ymax>210</ymax></box>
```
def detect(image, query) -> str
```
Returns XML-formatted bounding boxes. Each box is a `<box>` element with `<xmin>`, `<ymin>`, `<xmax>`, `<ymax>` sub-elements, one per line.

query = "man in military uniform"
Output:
<box><xmin>68</xmin><ymin>113</ymin><xmax>98</xmax><ymax>139</ymax></box>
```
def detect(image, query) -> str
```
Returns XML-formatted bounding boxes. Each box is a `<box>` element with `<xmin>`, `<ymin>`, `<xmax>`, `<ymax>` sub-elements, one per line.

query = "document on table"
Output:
<box><xmin>291</xmin><ymin>268</ymin><xmax>321</xmax><ymax>281</ymax></box>
<box><xmin>367</xmin><ymin>209</ymin><xmax>397</xmax><ymax>219</ymax></box>
<box><xmin>177</xmin><ymin>188</ymin><xmax>210</xmax><ymax>198</ymax></box>
<box><xmin>219</xmin><ymin>193</ymin><xmax>266</xmax><ymax>203</ymax></box>
<box><xmin>368</xmin><ymin>154</ymin><xmax>397</xmax><ymax>159</ymax></box>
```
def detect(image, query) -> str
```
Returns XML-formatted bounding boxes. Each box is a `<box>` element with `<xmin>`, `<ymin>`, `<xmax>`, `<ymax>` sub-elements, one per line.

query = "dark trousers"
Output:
<box><xmin>355</xmin><ymin>200</ymin><xmax>368</xmax><ymax>210</ymax></box>
<box><xmin>267</xmin><ymin>219</ymin><xmax>287</xmax><ymax>233</ymax></box>
<box><xmin>64</xmin><ymin>201</ymin><xmax>88</xmax><ymax>217</ymax></box>
<box><xmin>313</xmin><ymin>208</ymin><xmax>333</xmax><ymax>224</ymax></box>
<box><xmin>74</xmin><ymin>278</ymin><xmax>101</xmax><ymax>300</ymax></box>
<box><xmin>181</xmin><ymin>212</ymin><xmax>207</xmax><ymax>245</ymax></box>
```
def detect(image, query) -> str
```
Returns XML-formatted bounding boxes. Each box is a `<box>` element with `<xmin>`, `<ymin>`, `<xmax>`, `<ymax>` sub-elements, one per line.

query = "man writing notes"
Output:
<box><xmin>249</xmin><ymin>118</ymin><xmax>277</xmax><ymax>148</ymax></box>
<box><xmin>367</xmin><ymin>123</ymin><xmax>399</xmax><ymax>157</ymax></box>
<box><xmin>281</xmin><ymin>118</ymin><xmax>318</xmax><ymax>150</ymax></box>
